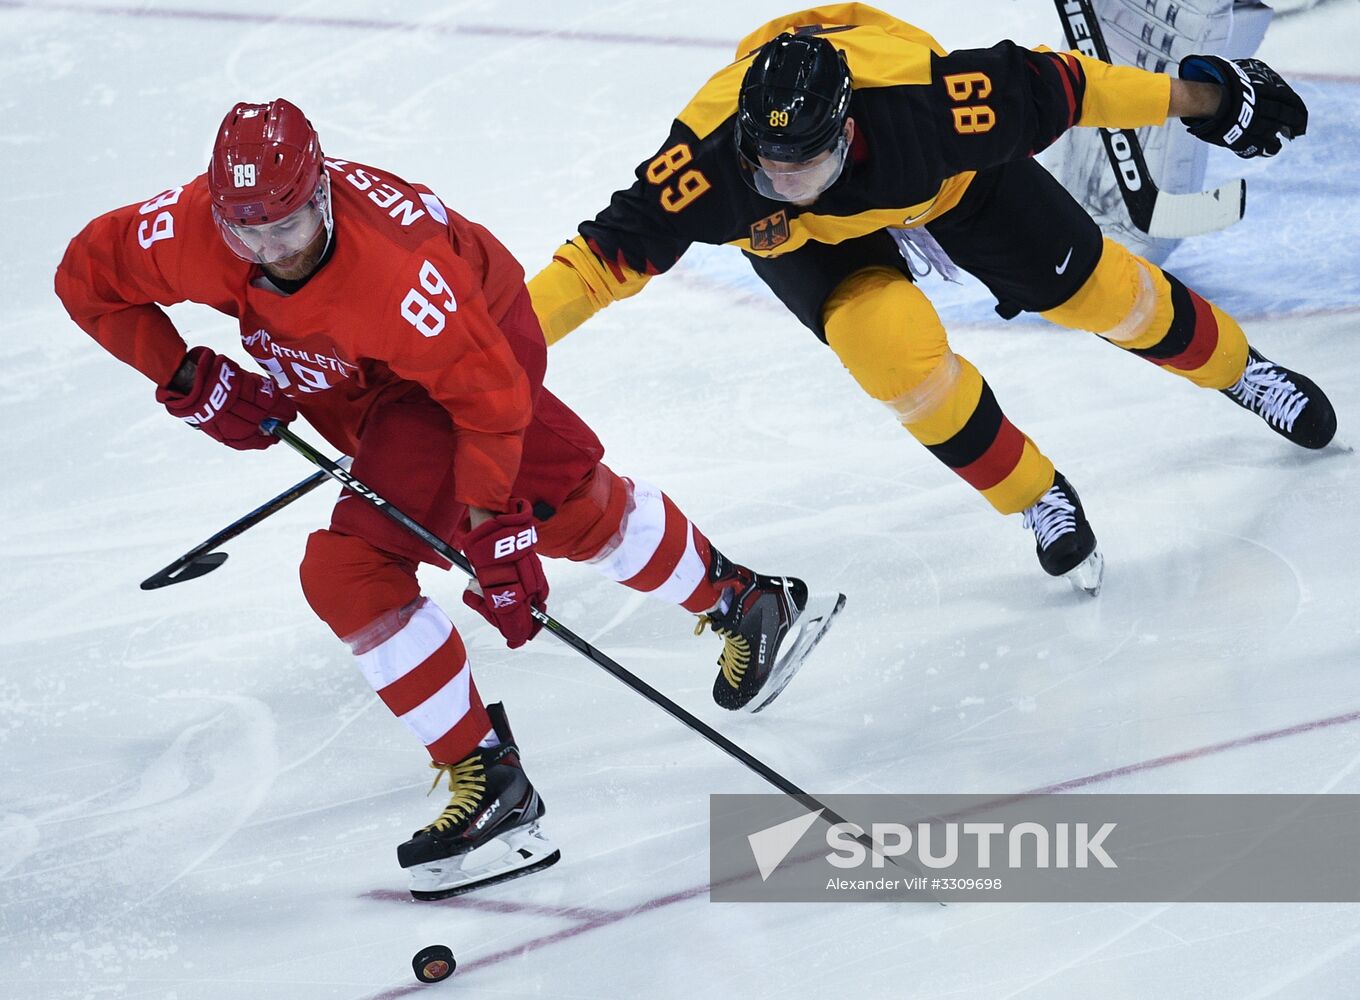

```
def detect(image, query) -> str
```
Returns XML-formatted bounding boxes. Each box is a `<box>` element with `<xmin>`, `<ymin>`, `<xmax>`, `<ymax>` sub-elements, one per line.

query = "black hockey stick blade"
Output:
<box><xmin>140</xmin><ymin>551</ymin><xmax>230</xmax><ymax>590</ymax></box>
<box><xmin>1055</xmin><ymin>0</ymin><xmax>1246</xmax><ymax>238</ymax></box>
<box><xmin>140</xmin><ymin>467</ymin><xmax>334</xmax><ymax>592</ymax></box>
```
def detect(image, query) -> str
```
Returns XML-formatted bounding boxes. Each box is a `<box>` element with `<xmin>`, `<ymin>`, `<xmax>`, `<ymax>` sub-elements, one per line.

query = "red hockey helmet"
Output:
<box><xmin>208</xmin><ymin>98</ymin><xmax>332</xmax><ymax>264</ymax></box>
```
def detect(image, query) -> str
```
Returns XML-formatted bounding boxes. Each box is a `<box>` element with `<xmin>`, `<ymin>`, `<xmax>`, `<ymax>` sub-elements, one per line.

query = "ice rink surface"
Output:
<box><xmin>2</xmin><ymin>1</ymin><xmax>1359</xmax><ymax>997</ymax></box>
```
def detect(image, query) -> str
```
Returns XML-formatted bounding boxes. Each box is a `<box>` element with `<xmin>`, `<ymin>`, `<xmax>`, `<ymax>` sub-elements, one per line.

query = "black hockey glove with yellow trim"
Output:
<box><xmin>1179</xmin><ymin>55</ymin><xmax>1308</xmax><ymax>159</ymax></box>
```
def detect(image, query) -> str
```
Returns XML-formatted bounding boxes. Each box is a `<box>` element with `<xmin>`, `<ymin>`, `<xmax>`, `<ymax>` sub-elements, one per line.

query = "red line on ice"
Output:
<box><xmin>1029</xmin><ymin>708</ymin><xmax>1360</xmax><ymax>794</ymax></box>
<box><xmin>360</xmin><ymin>887</ymin><xmax>614</xmax><ymax>923</ymax></box>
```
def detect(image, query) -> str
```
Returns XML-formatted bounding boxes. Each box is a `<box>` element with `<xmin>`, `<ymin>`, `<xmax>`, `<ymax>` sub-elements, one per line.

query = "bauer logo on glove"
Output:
<box><xmin>155</xmin><ymin>345</ymin><xmax>297</xmax><ymax>451</ymax></box>
<box><xmin>181</xmin><ymin>360</ymin><xmax>236</xmax><ymax>425</ymax></box>
<box><xmin>1179</xmin><ymin>55</ymin><xmax>1308</xmax><ymax>159</ymax></box>
<box><xmin>492</xmin><ymin>526</ymin><xmax>537</xmax><ymax>560</ymax></box>
<box><xmin>461</xmin><ymin>501</ymin><xmax>549</xmax><ymax>649</ymax></box>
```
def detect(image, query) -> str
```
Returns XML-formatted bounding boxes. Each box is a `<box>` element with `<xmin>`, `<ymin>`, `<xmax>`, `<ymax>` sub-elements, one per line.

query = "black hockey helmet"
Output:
<box><xmin>735</xmin><ymin>33</ymin><xmax>853</xmax><ymax>165</ymax></box>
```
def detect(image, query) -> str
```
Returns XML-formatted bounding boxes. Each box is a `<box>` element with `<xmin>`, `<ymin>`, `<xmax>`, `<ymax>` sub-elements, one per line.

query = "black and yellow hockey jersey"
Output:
<box><xmin>529</xmin><ymin>4</ymin><xmax>1172</xmax><ymax>342</ymax></box>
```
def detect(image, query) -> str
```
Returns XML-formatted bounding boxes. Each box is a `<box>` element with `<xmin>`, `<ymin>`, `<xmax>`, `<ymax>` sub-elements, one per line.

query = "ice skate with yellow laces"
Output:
<box><xmin>696</xmin><ymin>551</ymin><xmax>845</xmax><ymax>713</ymax></box>
<box><xmin>397</xmin><ymin>703</ymin><xmax>559</xmax><ymax>900</ymax></box>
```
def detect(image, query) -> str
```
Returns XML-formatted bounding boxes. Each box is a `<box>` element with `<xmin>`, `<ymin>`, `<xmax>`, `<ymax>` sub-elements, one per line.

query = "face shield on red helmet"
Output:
<box><xmin>208</xmin><ymin>98</ymin><xmax>333</xmax><ymax>265</ymax></box>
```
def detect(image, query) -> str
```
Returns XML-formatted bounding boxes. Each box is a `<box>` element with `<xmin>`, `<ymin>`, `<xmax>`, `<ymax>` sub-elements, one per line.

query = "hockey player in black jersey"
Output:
<box><xmin>528</xmin><ymin>4</ymin><xmax>1335</xmax><ymax>597</ymax></box>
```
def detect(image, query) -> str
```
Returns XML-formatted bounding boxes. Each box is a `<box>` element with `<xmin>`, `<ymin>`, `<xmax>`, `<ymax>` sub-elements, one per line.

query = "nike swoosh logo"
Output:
<box><xmin>1055</xmin><ymin>247</ymin><xmax>1074</xmax><ymax>275</ymax></box>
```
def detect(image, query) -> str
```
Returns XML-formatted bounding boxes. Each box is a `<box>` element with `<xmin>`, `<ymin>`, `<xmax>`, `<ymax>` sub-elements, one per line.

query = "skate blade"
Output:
<box><xmin>408</xmin><ymin>822</ymin><xmax>561</xmax><ymax>901</ymax></box>
<box><xmin>748</xmin><ymin>592</ymin><xmax>847</xmax><ymax>714</ymax></box>
<box><xmin>1063</xmin><ymin>548</ymin><xmax>1104</xmax><ymax>598</ymax></box>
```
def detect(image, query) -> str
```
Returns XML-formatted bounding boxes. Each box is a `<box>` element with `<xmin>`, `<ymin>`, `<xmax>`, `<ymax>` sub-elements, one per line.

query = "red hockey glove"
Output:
<box><xmin>155</xmin><ymin>346</ymin><xmax>297</xmax><ymax>451</ymax></box>
<box><xmin>461</xmin><ymin>500</ymin><xmax>549</xmax><ymax>649</ymax></box>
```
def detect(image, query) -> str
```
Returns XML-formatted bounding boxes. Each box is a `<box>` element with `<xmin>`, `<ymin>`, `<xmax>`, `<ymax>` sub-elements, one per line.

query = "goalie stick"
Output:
<box><xmin>1053</xmin><ymin>0</ymin><xmax>1246</xmax><ymax>238</ymax></box>
<box><xmin>261</xmin><ymin>418</ymin><xmax>938</xmax><ymax>899</ymax></box>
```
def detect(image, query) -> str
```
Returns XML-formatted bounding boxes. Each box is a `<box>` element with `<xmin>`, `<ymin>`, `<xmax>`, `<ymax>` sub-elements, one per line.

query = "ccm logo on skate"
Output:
<box><xmin>474</xmin><ymin>800</ymin><xmax>500</xmax><ymax>831</ymax></box>
<box><xmin>492</xmin><ymin>527</ymin><xmax>537</xmax><ymax>559</ymax></box>
<box><xmin>183</xmin><ymin>363</ymin><xmax>236</xmax><ymax>425</ymax></box>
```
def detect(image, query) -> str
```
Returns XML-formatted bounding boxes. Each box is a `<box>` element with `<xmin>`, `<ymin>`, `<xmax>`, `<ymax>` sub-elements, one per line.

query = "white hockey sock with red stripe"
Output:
<box><xmin>586</xmin><ymin>478</ymin><xmax>724</xmax><ymax>613</ymax></box>
<box><xmin>345</xmin><ymin>597</ymin><xmax>491</xmax><ymax>764</ymax></box>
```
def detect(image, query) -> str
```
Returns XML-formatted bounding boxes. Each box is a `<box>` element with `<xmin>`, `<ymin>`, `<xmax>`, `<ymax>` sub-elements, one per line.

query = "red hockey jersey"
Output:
<box><xmin>55</xmin><ymin>158</ymin><xmax>541</xmax><ymax>512</ymax></box>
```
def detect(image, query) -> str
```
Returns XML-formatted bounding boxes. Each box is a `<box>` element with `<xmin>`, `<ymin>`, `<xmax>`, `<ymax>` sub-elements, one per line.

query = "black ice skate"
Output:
<box><xmin>397</xmin><ymin>702</ymin><xmax>559</xmax><ymax>900</ymax></box>
<box><xmin>696</xmin><ymin>552</ymin><xmax>846</xmax><ymax>713</ymax></box>
<box><xmin>1221</xmin><ymin>347</ymin><xmax>1336</xmax><ymax>450</ymax></box>
<box><xmin>1022</xmin><ymin>472</ymin><xmax>1103</xmax><ymax>597</ymax></box>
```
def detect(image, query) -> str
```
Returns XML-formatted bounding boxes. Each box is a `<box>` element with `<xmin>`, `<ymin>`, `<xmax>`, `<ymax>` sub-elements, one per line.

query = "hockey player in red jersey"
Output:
<box><xmin>529</xmin><ymin>5</ymin><xmax>1338</xmax><ymax>597</ymax></box>
<box><xmin>54</xmin><ymin>99</ymin><xmax>844</xmax><ymax>899</ymax></box>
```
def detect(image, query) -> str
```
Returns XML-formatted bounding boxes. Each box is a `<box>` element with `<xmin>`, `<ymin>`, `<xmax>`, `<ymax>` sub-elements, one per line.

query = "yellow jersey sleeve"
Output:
<box><xmin>527</xmin><ymin>236</ymin><xmax>654</xmax><ymax>345</ymax></box>
<box><xmin>1064</xmin><ymin>49</ymin><xmax>1173</xmax><ymax>128</ymax></box>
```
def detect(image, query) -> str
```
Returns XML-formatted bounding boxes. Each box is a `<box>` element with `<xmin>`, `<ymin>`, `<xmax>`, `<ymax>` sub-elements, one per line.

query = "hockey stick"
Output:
<box><xmin>262</xmin><ymin>419</ymin><xmax>936</xmax><ymax>895</ymax></box>
<box><xmin>1053</xmin><ymin>0</ymin><xmax>1245</xmax><ymax>238</ymax></box>
<box><xmin>140</xmin><ymin>468</ymin><xmax>335</xmax><ymax>590</ymax></box>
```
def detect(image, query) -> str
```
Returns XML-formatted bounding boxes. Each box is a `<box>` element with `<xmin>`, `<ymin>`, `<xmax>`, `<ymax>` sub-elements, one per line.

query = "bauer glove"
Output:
<box><xmin>461</xmin><ymin>500</ymin><xmax>549</xmax><ymax>649</ymax></box>
<box><xmin>1179</xmin><ymin>55</ymin><xmax>1308</xmax><ymax>159</ymax></box>
<box><xmin>155</xmin><ymin>346</ymin><xmax>297</xmax><ymax>450</ymax></box>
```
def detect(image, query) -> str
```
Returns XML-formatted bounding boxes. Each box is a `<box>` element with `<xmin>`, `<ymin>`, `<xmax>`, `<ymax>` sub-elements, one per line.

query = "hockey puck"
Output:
<box><xmin>412</xmin><ymin>944</ymin><xmax>456</xmax><ymax>984</ymax></box>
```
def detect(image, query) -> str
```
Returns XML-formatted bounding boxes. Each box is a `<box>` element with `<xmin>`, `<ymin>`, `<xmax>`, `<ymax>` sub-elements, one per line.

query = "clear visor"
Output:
<box><xmin>739</xmin><ymin>133</ymin><xmax>849</xmax><ymax>204</ymax></box>
<box><xmin>215</xmin><ymin>176</ymin><xmax>332</xmax><ymax>265</ymax></box>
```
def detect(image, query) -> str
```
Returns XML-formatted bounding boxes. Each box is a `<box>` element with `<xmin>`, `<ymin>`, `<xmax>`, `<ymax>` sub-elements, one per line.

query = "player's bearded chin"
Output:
<box><xmin>265</xmin><ymin>228</ymin><xmax>329</xmax><ymax>280</ymax></box>
<box><xmin>217</xmin><ymin>174</ymin><xmax>335</xmax><ymax>279</ymax></box>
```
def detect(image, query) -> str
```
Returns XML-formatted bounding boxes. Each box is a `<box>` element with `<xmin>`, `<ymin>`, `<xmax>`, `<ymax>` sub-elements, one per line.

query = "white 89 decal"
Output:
<box><xmin>399</xmin><ymin>260</ymin><xmax>458</xmax><ymax>337</ymax></box>
<box><xmin>136</xmin><ymin>186</ymin><xmax>183</xmax><ymax>249</ymax></box>
<box><xmin>258</xmin><ymin>356</ymin><xmax>333</xmax><ymax>394</ymax></box>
